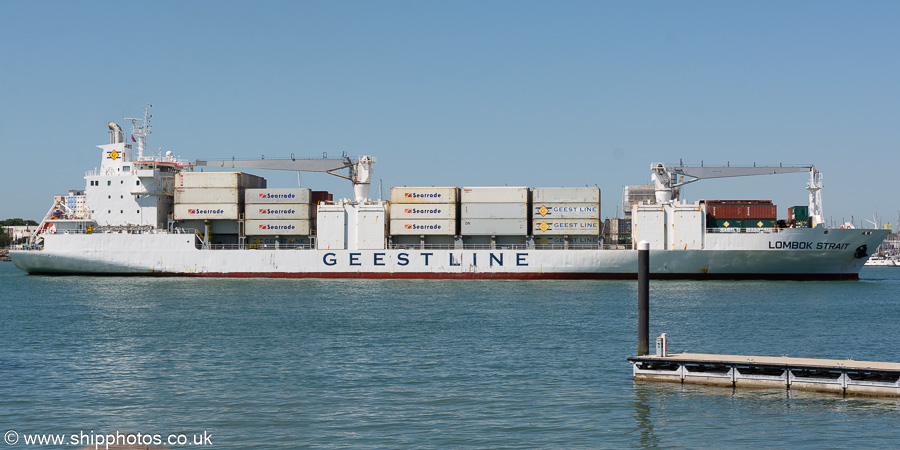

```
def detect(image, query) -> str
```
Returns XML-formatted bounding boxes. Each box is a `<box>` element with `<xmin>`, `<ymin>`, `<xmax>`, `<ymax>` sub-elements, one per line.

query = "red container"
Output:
<box><xmin>707</xmin><ymin>201</ymin><xmax>776</xmax><ymax>219</ymax></box>
<box><xmin>310</xmin><ymin>191</ymin><xmax>333</xmax><ymax>219</ymax></box>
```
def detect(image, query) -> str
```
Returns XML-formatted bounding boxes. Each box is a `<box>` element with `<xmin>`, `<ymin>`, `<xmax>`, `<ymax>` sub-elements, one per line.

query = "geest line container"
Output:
<box><xmin>532</xmin><ymin>187</ymin><xmax>600</xmax><ymax>203</ymax></box>
<box><xmin>175</xmin><ymin>188</ymin><xmax>241</xmax><ymax>204</ymax></box>
<box><xmin>461</xmin><ymin>187</ymin><xmax>528</xmax><ymax>203</ymax></box>
<box><xmin>245</xmin><ymin>204</ymin><xmax>311</xmax><ymax>220</ymax></box>
<box><xmin>174</xmin><ymin>204</ymin><xmax>240</xmax><ymax>220</ymax></box>
<box><xmin>460</xmin><ymin>219</ymin><xmax>528</xmax><ymax>236</ymax></box>
<box><xmin>533</xmin><ymin>203</ymin><xmax>599</xmax><ymax>219</ymax></box>
<box><xmin>462</xmin><ymin>203</ymin><xmax>528</xmax><ymax>219</ymax></box>
<box><xmin>390</xmin><ymin>187</ymin><xmax>458</xmax><ymax>204</ymax></box>
<box><xmin>176</xmin><ymin>172</ymin><xmax>266</xmax><ymax>189</ymax></box>
<box><xmin>534</xmin><ymin>235</ymin><xmax>600</xmax><ymax>245</ymax></box>
<box><xmin>533</xmin><ymin>219</ymin><xmax>601</xmax><ymax>235</ymax></box>
<box><xmin>245</xmin><ymin>188</ymin><xmax>310</xmax><ymax>204</ymax></box>
<box><xmin>390</xmin><ymin>219</ymin><xmax>457</xmax><ymax>236</ymax></box>
<box><xmin>391</xmin><ymin>203</ymin><xmax>457</xmax><ymax>219</ymax></box>
<box><xmin>245</xmin><ymin>219</ymin><xmax>311</xmax><ymax>236</ymax></box>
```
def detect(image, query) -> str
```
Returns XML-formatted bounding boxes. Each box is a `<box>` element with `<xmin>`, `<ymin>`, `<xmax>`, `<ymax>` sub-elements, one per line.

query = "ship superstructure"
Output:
<box><xmin>10</xmin><ymin>107</ymin><xmax>890</xmax><ymax>280</ymax></box>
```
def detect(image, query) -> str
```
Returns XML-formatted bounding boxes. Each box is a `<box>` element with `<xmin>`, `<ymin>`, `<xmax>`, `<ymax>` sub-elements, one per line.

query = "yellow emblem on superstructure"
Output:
<box><xmin>538</xmin><ymin>205</ymin><xmax>549</xmax><ymax>217</ymax></box>
<box><xmin>538</xmin><ymin>221</ymin><xmax>550</xmax><ymax>232</ymax></box>
<box><xmin>109</xmin><ymin>150</ymin><xmax>120</xmax><ymax>160</ymax></box>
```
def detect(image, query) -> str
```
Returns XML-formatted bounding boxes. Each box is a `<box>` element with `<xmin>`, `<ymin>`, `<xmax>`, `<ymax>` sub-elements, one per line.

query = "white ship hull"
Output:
<box><xmin>10</xmin><ymin>228</ymin><xmax>888</xmax><ymax>280</ymax></box>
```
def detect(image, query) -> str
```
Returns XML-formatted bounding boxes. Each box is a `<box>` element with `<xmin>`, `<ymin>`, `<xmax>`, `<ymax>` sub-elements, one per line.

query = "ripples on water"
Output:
<box><xmin>1</xmin><ymin>264</ymin><xmax>899</xmax><ymax>447</ymax></box>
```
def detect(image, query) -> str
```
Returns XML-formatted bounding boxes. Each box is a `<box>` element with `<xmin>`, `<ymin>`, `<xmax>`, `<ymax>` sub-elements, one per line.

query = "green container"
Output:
<box><xmin>788</xmin><ymin>206</ymin><xmax>809</xmax><ymax>221</ymax></box>
<box><xmin>711</xmin><ymin>219</ymin><xmax>742</xmax><ymax>228</ymax></box>
<box><xmin>617</xmin><ymin>235</ymin><xmax>632</xmax><ymax>244</ymax></box>
<box><xmin>745</xmin><ymin>219</ymin><xmax>776</xmax><ymax>228</ymax></box>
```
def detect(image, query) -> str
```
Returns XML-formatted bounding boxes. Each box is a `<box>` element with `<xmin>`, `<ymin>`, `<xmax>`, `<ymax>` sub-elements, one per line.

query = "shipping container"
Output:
<box><xmin>174</xmin><ymin>188</ymin><xmax>241</xmax><ymax>204</ymax></box>
<box><xmin>706</xmin><ymin>200</ymin><xmax>773</xmax><ymax>205</ymax></box>
<box><xmin>245</xmin><ymin>188</ymin><xmax>310</xmax><ymax>204</ymax></box>
<box><xmin>533</xmin><ymin>235</ymin><xmax>601</xmax><ymax>245</ymax></box>
<box><xmin>745</xmin><ymin>219</ymin><xmax>777</xmax><ymax>228</ymax></box>
<box><xmin>533</xmin><ymin>203</ymin><xmax>599</xmax><ymax>219</ymax></box>
<box><xmin>175</xmin><ymin>172</ymin><xmax>266</xmax><ymax>189</ymax></box>
<box><xmin>462</xmin><ymin>203</ymin><xmax>528</xmax><ymax>219</ymax></box>
<box><xmin>461</xmin><ymin>186</ymin><xmax>529</xmax><ymax>203</ymax></box>
<box><xmin>390</xmin><ymin>187</ymin><xmax>458</xmax><ymax>204</ymax></box>
<box><xmin>788</xmin><ymin>205</ymin><xmax>809</xmax><ymax>221</ymax></box>
<box><xmin>391</xmin><ymin>203</ymin><xmax>457</xmax><ymax>219</ymax></box>
<box><xmin>460</xmin><ymin>219</ymin><xmax>528</xmax><ymax>235</ymax></box>
<box><xmin>174</xmin><ymin>203</ymin><xmax>240</xmax><ymax>220</ymax></box>
<box><xmin>618</xmin><ymin>218</ymin><xmax>632</xmax><ymax>234</ymax></box>
<box><xmin>245</xmin><ymin>204</ymin><xmax>311</xmax><ymax>220</ymax></box>
<box><xmin>709</xmin><ymin>218</ymin><xmax>742</xmax><ymax>228</ymax></box>
<box><xmin>532</xmin><ymin>187</ymin><xmax>600</xmax><ymax>203</ymax></box>
<box><xmin>389</xmin><ymin>219</ymin><xmax>457</xmax><ymax>236</ymax></box>
<box><xmin>245</xmin><ymin>219</ymin><xmax>311</xmax><ymax>236</ymax></box>
<box><xmin>707</xmin><ymin>203</ymin><xmax>776</xmax><ymax>219</ymax></box>
<box><xmin>310</xmin><ymin>191</ymin><xmax>333</xmax><ymax>205</ymax></box>
<box><xmin>533</xmin><ymin>219</ymin><xmax>601</xmax><ymax>235</ymax></box>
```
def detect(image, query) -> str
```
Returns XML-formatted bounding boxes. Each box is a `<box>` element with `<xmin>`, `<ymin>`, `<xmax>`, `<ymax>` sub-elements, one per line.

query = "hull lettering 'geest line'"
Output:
<box><xmin>322</xmin><ymin>252</ymin><xmax>529</xmax><ymax>267</ymax></box>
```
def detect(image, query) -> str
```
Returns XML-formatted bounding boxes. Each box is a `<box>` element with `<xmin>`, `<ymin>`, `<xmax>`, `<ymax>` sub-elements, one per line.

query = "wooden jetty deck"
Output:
<box><xmin>628</xmin><ymin>353</ymin><xmax>900</xmax><ymax>397</ymax></box>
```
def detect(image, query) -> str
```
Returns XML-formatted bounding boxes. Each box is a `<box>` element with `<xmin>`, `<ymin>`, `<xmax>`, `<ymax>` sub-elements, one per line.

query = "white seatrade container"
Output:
<box><xmin>390</xmin><ymin>203</ymin><xmax>457</xmax><ymax>219</ymax></box>
<box><xmin>173</xmin><ymin>204</ymin><xmax>240</xmax><ymax>220</ymax></box>
<box><xmin>245</xmin><ymin>204</ymin><xmax>311</xmax><ymax>220</ymax></box>
<box><xmin>532</xmin><ymin>187</ymin><xmax>600</xmax><ymax>203</ymax></box>
<box><xmin>174</xmin><ymin>188</ymin><xmax>241</xmax><ymax>204</ymax></box>
<box><xmin>532</xmin><ymin>203</ymin><xmax>599</xmax><ymax>219</ymax></box>
<box><xmin>532</xmin><ymin>219</ymin><xmax>601</xmax><ymax>235</ymax></box>
<box><xmin>461</xmin><ymin>219</ymin><xmax>528</xmax><ymax>235</ymax></box>
<box><xmin>245</xmin><ymin>188</ymin><xmax>310</xmax><ymax>204</ymax></box>
<box><xmin>389</xmin><ymin>219</ymin><xmax>457</xmax><ymax>235</ymax></box>
<box><xmin>461</xmin><ymin>187</ymin><xmax>529</xmax><ymax>203</ymax></box>
<box><xmin>175</xmin><ymin>172</ymin><xmax>266</xmax><ymax>189</ymax></box>
<box><xmin>461</xmin><ymin>203</ymin><xmax>527</xmax><ymax>219</ymax></box>
<box><xmin>390</xmin><ymin>187</ymin><xmax>458</xmax><ymax>204</ymax></box>
<box><xmin>245</xmin><ymin>220</ymin><xmax>311</xmax><ymax>236</ymax></box>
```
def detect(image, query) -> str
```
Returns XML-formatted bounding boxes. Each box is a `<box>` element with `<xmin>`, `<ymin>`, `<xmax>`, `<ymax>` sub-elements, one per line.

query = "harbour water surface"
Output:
<box><xmin>2</xmin><ymin>263</ymin><xmax>899</xmax><ymax>447</ymax></box>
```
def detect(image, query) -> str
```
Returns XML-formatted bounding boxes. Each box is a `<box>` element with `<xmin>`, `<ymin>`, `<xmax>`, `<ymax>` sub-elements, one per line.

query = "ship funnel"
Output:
<box><xmin>108</xmin><ymin>122</ymin><xmax>124</xmax><ymax>144</ymax></box>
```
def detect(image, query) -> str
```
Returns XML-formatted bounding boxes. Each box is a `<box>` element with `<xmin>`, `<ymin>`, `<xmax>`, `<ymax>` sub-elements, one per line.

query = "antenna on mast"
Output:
<box><xmin>124</xmin><ymin>104</ymin><xmax>152</xmax><ymax>160</ymax></box>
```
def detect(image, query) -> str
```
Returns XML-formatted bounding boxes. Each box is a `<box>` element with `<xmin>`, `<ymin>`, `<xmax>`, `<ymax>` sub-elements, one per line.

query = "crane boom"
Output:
<box><xmin>651</xmin><ymin>162</ymin><xmax>825</xmax><ymax>227</ymax></box>
<box><xmin>195</xmin><ymin>156</ymin><xmax>354</xmax><ymax>173</ymax></box>
<box><xmin>194</xmin><ymin>155</ymin><xmax>376</xmax><ymax>203</ymax></box>
<box><xmin>668</xmin><ymin>165</ymin><xmax>812</xmax><ymax>186</ymax></box>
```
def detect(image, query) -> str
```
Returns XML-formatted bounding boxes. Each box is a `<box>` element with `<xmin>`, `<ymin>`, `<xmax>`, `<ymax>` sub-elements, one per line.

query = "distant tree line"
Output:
<box><xmin>1</xmin><ymin>218</ymin><xmax>39</xmax><ymax>226</ymax></box>
<box><xmin>2</xmin><ymin>218</ymin><xmax>39</xmax><ymax>247</ymax></box>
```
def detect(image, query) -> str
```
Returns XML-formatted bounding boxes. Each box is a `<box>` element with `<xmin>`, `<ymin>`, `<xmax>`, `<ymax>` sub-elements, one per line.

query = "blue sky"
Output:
<box><xmin>2</xmin><ymin>1</ymin><xmax>898</xmax><ymax>227</ymax></box>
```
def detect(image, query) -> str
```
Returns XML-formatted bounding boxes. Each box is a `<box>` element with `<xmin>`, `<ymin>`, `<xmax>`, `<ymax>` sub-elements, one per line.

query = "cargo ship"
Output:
<box><xmin>9</xmin><ymin>107</ymin><xmax>890</xmax><ymax>280</ymax></box>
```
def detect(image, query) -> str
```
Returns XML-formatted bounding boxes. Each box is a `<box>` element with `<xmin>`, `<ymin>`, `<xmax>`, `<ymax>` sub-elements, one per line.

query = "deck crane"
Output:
<box><xmin>651</xmin><ymin>162</ymin><xmax>825</xmax><ymax>227</ymax></box>
<box><xmin>195</xmin><ymin>154</ymin><xmax>375</xmax><ymax>203</ymax></box>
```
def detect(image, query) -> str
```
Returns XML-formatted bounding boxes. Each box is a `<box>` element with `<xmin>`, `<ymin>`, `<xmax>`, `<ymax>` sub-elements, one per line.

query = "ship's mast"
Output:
<box><xmin>125</xmin><ymin>104</ymin><xmax>152</xmax><ymax>160</ymax></box>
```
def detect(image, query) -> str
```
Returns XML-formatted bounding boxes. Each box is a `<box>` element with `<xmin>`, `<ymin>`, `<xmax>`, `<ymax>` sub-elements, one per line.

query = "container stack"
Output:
<box><xmin>173</xmin><ymin>172</ymin><xmax>266</xmax><ymax>221</ymax></box>
<box><xmin>788</xmin><ymin>205</ymin><xmax>809</xmax><ymax>228</ymax></box>
<box><xmin>244</xmin><ymin>188</ymin><xmax>312</xmax><ymax>237</ymax></box>
<box><xmin>389</xmin><ymin>187</ymin><xmax>459</xmax><ymax>236</ymax></box>
<box><xmin>532</xmin><ymin>187</ymin><xmax>601</xmax><ymax>243</ymax></box>
<box><xmin>460</xmin><ymin>187</ymin><xmax>529</xmax><ymax>236</ymax></box>
<box><xmin>623</xmin><ymin>184</ymin><xmax>656</xmax><ymax>217</ymax></box>
<box><xmin>706</xmin><ymin>200</ymin><xmax>777</xmax><ymax>232</ymax></box>
<box><xmin>603</xmin><ymin>218</ymin><xmax>633</xmax><ymax>245</ymax></box>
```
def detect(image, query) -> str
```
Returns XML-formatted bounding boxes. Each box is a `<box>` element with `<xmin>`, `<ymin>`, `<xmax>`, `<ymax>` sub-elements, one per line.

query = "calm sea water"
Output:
<box><xmin>2</xmin><ymin>262</ymin><xmax>899</xmax><ymax>448</ymax></box>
